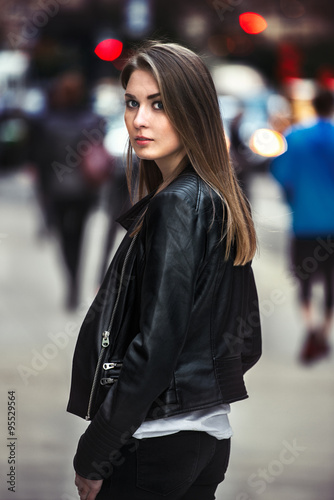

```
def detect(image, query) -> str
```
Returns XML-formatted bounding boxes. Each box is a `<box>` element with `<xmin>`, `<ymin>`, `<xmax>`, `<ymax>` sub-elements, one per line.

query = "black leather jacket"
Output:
<box><xmin>67</xmin><ymin>167</ymin><xmax>261</xmax><ymax>479</ymax></box>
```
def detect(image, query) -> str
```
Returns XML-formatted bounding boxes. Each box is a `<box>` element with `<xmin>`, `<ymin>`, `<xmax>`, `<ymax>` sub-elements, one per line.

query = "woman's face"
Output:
<box><xmin>124</xmin><ymin>69</ymin><xmax>185</xmax><ymax>180</ymax></box>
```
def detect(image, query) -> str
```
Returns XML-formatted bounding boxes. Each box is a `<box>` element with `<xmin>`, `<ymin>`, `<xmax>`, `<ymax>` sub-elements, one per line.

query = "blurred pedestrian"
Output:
<box><xmin>229</xmin><ymin>105</ymin><xmax>253</xmax><ymax>199</ymax></box>
<box><xmin>271</xmin><ymin>89</ymin><xmax>334</xmax><ymax>363</ymax></box>
<box><xmin>98</xmin><ymin>158</ymin><xmax>132</xmax><ymax>283</ymax></box>
<box><xmin>29</xmin><ymin>71</ymin><xmax>111</xmax><ymax>309</ymax></box>
<box><xmin>67</xmin><ymin>42</ymin><xmax>261</xmax><ymax>500</ymax></box>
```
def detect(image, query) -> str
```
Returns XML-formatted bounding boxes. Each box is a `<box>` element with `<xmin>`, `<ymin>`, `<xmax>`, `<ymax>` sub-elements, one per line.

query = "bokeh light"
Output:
<box><xmin>94</xmin><ymin>39</ymin><xmax>123</xmax><ymax>61</ymax></box>
<box><xmin>239</xmin><ymin>12</ymin><xmax>268</xmax><ymax>34</ymax></box>
<box><xmin>249</xmin><ymin>128</ymin><xmax>287</xmax><ymax>157</ymax></box>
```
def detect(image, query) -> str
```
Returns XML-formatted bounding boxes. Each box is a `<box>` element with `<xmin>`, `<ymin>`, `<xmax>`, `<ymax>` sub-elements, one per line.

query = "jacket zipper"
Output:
<box><xmin>85</xmin><ymin>233</ymin><xmax>138</xmax><ymax>420</ymax></box>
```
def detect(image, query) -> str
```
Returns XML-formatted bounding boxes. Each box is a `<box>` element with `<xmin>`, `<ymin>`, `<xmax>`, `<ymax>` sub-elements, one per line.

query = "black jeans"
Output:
<box><xmin>96</xmin><ymin>431</ymin><xmax>231</xmax><ymax>500</ymax></box>
<box><xmin>291</xmin><ymin>237</ymin><xmax>334</xmax><ymax>311</ymax></box>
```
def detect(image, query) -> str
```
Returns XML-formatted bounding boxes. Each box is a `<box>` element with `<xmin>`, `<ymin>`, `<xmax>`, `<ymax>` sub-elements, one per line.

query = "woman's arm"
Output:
<box><xmin>73</xmin><ymin>191</ymin><xmax>207</xmax><ymax>479</ymax></box>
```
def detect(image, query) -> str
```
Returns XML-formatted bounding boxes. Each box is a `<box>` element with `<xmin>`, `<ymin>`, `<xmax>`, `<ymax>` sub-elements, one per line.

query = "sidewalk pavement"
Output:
<box><xmin>0</xmin><ymin>171</ymin><xmax>333</xmax><ymax>500</ymax></box>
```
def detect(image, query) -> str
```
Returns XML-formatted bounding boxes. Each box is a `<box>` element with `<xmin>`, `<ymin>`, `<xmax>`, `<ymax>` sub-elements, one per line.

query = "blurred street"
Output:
<box><xmin>0</xmin><ymin>1</ymin><xmax>334</xmax><ymax>498</ymax></box>
<box><xmin>1</xmin><ymin>169</ymin><xmax>333</xmax><ymax>500</ymax></box>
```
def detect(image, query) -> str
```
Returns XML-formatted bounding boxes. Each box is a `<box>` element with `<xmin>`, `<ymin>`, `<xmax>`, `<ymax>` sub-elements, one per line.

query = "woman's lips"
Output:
<box><xmin>135</xmin><ymin>136</ymin><xmax>153</xmax><ymax>145</ymax></box>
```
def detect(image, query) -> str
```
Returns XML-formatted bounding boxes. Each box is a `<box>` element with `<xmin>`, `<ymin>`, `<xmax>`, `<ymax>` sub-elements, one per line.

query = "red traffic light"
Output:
<box><xmin>95</xmin><ymin>39</ymin><xmax>123</xmax><ymax>61</ymax></box>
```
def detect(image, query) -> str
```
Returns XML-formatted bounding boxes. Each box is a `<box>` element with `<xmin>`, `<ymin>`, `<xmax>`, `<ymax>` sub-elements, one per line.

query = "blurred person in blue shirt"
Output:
<box><xmin>271</xmin><ymin>89</ymin><xmax>334</xmax><ymax>363</ymax></box>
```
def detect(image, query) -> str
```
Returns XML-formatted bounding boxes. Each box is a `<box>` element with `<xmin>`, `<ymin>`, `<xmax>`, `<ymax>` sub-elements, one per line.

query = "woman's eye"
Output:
<box><xmin>126</xmin><ymin>100</ymin><xmax>138</xmax><ymax>108</ymax></box>
<box><xmin>153</xmin><ymin>101</ymin><xmax>164</xmax><ymax>110</ymax></box>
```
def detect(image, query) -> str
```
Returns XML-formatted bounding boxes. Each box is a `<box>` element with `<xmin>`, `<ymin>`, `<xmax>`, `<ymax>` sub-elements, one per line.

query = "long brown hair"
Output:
<box><xmin>121</xmin><ymin>41</ymin><xmax>256</xmax><ymax>265</ymax></box>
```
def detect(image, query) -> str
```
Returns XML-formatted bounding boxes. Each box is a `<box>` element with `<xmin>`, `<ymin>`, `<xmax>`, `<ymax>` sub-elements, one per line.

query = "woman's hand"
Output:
<box><xmin>75</xmin><ymin>473</ymin><xmax>103</xmax><ymax>500</ymax></box>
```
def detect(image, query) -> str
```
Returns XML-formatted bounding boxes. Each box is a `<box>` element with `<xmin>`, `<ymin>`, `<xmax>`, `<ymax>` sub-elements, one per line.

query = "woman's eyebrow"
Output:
<box><xmin>147</xmin><ymin>92</ymin><xmax>161</xmax><ymax>99</ymax></box>
<box><xmin>124</xmin><ymin>92</ymin><xmax>161</xmax><ymax>100</ymax></box>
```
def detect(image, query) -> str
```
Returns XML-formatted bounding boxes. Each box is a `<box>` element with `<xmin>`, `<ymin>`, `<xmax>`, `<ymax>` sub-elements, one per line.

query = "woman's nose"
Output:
<box><xmin>133</xmin><ymin>105</ymin><xmax>149</xmax><ymax>128</ymax></box>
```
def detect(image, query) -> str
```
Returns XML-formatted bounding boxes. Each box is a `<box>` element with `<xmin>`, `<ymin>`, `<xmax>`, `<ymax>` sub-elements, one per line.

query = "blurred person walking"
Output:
<box><xmin>229</xmin><ymin>105</ymin><xmax>253</xmax><ymax>200</ymax></box>
<box><xmin>271</xmin><ymin>89</ymin><xmax>334</xmax><ymax>363</ymax></box>
<box><xmin>29</xmin><ymin>71</ymin><xmax>111</xmax><ymax>309</ymax></box>
<box><xmin>67</xmin><ymin>42</ymin><xmax>261</xmax><ymax>500</ymax></box>
<box><xmin>98</xmin><ymin>160</ymin><xmax>132</xmax><ymax>283</ymax></box>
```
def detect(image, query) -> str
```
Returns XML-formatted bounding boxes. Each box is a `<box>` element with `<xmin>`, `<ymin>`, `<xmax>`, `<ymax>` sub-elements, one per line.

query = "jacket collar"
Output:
<box><xmin>116</xmin><ymin>190</ymin><xmax>156</xmax><ymax>230</ymax></box>
<box><xmin>116</xmin><ymin>163</ymin><xmax>194</xmax><ymax>230</ymax></box>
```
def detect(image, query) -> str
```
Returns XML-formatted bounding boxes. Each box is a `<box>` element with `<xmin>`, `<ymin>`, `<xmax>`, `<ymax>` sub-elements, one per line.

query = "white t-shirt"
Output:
<box><xmin>133</xmin><ymin>404</ymin><xmax>233</xmax><ymax>440</ymax></box>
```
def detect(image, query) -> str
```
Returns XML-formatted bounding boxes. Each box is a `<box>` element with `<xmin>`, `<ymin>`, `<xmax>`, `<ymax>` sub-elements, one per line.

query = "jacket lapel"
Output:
<box><xmin>116</xmin><ymin>191</ymin><xmax>156</xmax><ymax>230</ymax></box>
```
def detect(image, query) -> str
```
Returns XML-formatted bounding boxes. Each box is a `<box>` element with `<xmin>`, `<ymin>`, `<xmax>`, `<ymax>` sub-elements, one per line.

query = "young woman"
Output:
<box><xmin>67</xmin><ymin>41</ymin><xmax>262</xmax><ymax>500</ymax></box>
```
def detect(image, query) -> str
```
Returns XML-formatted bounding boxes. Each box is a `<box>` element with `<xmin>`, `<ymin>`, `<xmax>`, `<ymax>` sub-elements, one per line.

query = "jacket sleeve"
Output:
<box><xmin>73</xmin><ymin>191</ymin><xmax>207</xmax><ymax>479</ymax></box>
<box><xmin>241</xmin><ymin>265</ymin><xmax>262</xmax><ymax>374</ymax></box>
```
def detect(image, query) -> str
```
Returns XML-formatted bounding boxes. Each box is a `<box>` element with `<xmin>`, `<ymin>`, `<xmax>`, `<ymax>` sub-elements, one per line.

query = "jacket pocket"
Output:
<box><xmin>214</xmin><ymin>356</ymin><xmax>248</xmax><ymax>403</ymax></box>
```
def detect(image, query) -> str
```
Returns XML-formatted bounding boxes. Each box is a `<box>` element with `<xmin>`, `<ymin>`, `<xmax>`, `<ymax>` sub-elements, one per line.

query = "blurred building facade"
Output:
<box><xmin>1</xmin><ymin>0</ymin><xmax>334</xmax><ymax>174</ymax></box>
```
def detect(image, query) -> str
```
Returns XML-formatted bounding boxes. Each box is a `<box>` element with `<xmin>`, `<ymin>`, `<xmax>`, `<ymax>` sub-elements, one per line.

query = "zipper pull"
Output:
<box><xmin>102</xmin><ymin>331</ymin><xmax>110</xmax><ymax>347</ymax></box>
<box><xmin>103</xmin><ymin>362</ymin><xmax>116</xmax><ymax>370</ymax></box>
<box><xmin>100</xmin><ymin>377</ymin><xmax>116</xmax><ymax>385</ymax></box>
<box><xmin>103</xmin><ymin>362</ymin><xmax>123</xmax><ymax>370</ymax></box>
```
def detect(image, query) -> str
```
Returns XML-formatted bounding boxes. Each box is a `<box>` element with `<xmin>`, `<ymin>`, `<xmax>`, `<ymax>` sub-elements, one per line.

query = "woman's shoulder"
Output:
<box><xmin>152</xmin><ymin>168</ymin><xmax>218</xmax><ymax>213</ymax></box>
<box><xmin>143</xmin><ymin>168</ymin><xmax>225</xmax><ymax>238</ymax></box>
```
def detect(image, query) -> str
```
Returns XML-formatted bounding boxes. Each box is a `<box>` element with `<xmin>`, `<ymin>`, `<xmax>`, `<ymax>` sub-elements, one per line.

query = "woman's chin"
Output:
<box><xmin>135</xmin><ymin>152</ymin><xmax>155</xmax><ymax>161</ymax></box>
